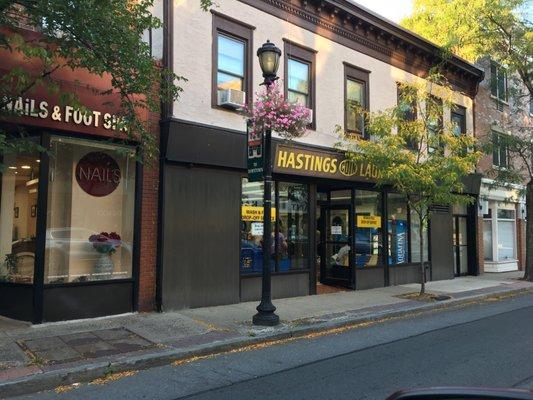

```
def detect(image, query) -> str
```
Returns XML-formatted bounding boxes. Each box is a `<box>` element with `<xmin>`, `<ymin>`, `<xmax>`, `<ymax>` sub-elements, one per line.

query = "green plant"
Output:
<box><xmin>4</xmin><ymin>253</ymin><xmax>18</xmax><ymax>275</ymax></box>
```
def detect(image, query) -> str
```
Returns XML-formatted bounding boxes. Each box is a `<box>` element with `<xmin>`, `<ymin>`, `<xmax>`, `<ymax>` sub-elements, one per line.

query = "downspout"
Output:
<box><xmin>156</xmin><ymin>0</ymin><xmax>174</xmax><ymax>312</ymax></box>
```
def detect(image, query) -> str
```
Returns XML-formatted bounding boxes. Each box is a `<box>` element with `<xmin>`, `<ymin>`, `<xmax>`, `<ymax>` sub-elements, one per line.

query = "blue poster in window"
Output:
<box><xmin>388</xmin><ymin>220</ymin><xmax>407</xmax><ymax>264</ymax></box>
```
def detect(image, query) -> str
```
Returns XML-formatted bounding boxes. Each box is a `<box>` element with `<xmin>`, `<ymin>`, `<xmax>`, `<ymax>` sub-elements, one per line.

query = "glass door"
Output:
<box><xmin>319</xmin><ymin>205</ymin><xmax>353</xmax><ymax>287</ymax></box>
<box><xmin>453</xmin><ymin>215</ymin><xmax>469</xmax><ymax>276</ymax></box>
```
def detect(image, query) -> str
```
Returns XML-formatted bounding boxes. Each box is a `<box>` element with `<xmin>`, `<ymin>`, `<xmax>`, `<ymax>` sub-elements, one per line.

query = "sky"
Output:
<box><xmin>352</xmin><ymin>0</ymin><xmax>414</xmax><ymax>23</ymax></box>
<box><xmin>354</xmin><ymin>0</ymin><xmax>532</xmax><ymax>23</ymax></box>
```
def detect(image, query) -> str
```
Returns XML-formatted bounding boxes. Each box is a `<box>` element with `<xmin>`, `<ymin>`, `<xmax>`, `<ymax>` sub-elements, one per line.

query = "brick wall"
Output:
<box><xmin>474</xmin><ymin>57</ymin><xmax>531</xmax><ymax>274</ymax></box>
<box><xmin>137</xmin><ymin>113</ymin><xmax>160</xmax><ymax>312</ymax></box>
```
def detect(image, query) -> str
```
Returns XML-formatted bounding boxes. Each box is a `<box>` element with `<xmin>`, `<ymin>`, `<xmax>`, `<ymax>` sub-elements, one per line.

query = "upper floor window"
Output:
<box><xmin>427</xmin><ymin>95</ymin><xmax>443</xmax><ymax>152</ymax></box>
<box><xmin>211</xmin><ymin>11</ymin><xmax>254</xmax><ymax>109</ymax></box>
<box><xmin>397</xmin><ymin>84</ymin><xmax>417</xmax><ymax>149</ymax></box>
<box><xmin>284</xmin><ymin>39</ymin><xmax>316</xmax><ymax>128</ymax></box>
<box><xmin>492</xmin><ymin>131</ymin><xmax>508</xmax><ymax>168</ymax></box>
<box><xmin>490</xmin><ymin>61</ymin><xmax>508</xmax><ymax>104</ymax></box>
<box><xmin>451</xmin><ymin>105</ymin><xmax>466</xmax><ymax>136</ymax></box>
<box><xmin>287</xmin><ymin>59</ymin><xmax>310</xmax><ymax>106</ymax></box>
<box><xmin>344</xmin><ymin>63</ymin><xmax>370</xmax><ymax>138</ymax></box>
<box><xmin>217</xmin><ymin>35</ymin><xmax>245</xmax><ymax>92</ymax></box>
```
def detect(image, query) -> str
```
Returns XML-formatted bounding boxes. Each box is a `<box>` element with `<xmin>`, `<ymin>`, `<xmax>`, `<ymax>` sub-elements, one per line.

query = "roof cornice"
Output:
<box><xmin>238</xmin><ymin>0</ymin><xmax>484</xmax><ymax>97</ymax></box>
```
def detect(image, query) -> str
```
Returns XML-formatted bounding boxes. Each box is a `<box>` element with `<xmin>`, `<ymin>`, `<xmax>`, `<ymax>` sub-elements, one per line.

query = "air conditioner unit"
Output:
<box><xmin>305</xmin><ymin>108</ymin><xmax>313</xmax><ymax>124</ymax></box>
<box><xmin>218</xmin><ymin>89</ymin><xmax>245</xmax><ymax>109</ymax></box>
<box><xmin>478</xmin><ymin>199</ymin><xmax>489</xmax><ymax>215</ymax></box>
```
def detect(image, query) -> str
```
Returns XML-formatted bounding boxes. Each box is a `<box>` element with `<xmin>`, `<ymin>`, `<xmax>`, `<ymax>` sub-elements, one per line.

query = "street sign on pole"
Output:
<box><xmin>247</xmin><ymin>120</ymin><xmax>264</xmax><ymax>182</ymax></box>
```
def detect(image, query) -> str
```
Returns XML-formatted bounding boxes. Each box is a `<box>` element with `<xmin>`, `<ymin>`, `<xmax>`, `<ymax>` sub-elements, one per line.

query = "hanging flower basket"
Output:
<box><xmin>245</xmin><ymin>82</ymin><xmax>311</xmax><ymax>140</ymax></box>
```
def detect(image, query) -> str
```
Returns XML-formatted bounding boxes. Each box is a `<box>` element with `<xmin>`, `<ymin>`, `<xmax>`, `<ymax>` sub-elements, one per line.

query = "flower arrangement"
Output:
<box><xmin>245</xmin><ymin>81</ymin><xmax>311</xmax><ymax>140</ymax></box>
<box><xmin>88</xmin><ymin>232</ymin><xmax>121</xmax><ymax>255</ymax></box>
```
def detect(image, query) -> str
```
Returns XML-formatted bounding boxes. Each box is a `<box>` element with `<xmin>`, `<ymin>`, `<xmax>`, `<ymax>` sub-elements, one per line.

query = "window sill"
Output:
<box><xmin>211</xmin><ymin>104</ymin><xmax>247</xmax><ymax>114</ymax></box>
<box><xmin>490</xmin><ymin>95</ymin><xmax>509</xmax><ymax>106</ymax></box>
<box><xmin>240</xmin><ymin>269</ymin><xmax>310</xmax><ymax>278</ymax></box>
<box><xmin>44</xmin><ymin>278</ymin><xmax>133</xmax><ymax>288</ymax></box>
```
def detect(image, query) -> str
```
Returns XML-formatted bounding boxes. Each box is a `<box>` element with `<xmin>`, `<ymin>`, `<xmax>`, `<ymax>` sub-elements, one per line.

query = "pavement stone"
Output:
<box><xmin>0</xmin><ymin>273</ymin><xmax>531</xmax><ymax>398</ymax></box>
<box><xmin>36</xmin><ymin>347</ymin><xmax>81</xmax><ymax>364</ymax></box>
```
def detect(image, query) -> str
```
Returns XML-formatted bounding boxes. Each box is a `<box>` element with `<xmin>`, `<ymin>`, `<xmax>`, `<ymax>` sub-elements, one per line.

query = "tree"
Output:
<box><xmin>401</xmin><ymin>0</ymin><xmax>532</xmax><ymax>98</ymax></box>
<box><xmin>0</xmin><ymin>0</ymin><xmax>190</xmax><ymax>165</ymax></box>
<box><xmin>337</xmin><ymin>75</ymin><xmax>481</xmax><ymax>295</ymax></box>
<box><xmin>402</xmin><ymin>0</ymin><xmax>533</xmax><ymax>280</ymax></box>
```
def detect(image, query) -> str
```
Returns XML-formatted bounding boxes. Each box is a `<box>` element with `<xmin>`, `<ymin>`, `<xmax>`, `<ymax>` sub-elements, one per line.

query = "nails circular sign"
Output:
<box><xmin>75</xmin><ymin>152</ymin><xmax>121</xmax><ymax>197</ymax></box>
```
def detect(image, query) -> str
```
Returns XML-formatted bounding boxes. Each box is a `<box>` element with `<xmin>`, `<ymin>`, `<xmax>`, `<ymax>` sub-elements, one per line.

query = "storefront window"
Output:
<box><xmin>0</xmin><ymin>149</ymin><xmax>40</xmax><ymax>283</ymax></box>
<box><xmin>277</xmin><ymin>182</ymin><xmax>308</xmax><ymax>271</ymax></box>
<box><xmin>387</xmin><ymin>193</ymin><xmax>408</xmax><ymax>265</ymax></box>
<box><xmin>240</xmin><ymin>179</ymin><xmax>308</xmax><ymax>274</ymax></box>
<box><xmin>354</xmin><ymin>190</ymin><xmax>382</xmax><ymax>267</ymax></box>
<box><xmin>44</xmin><ymin>137</ymin><xmax>136</xmax><ymax>283</ymax></box>
<box><xmin>410</xmin><ymin>208</ymin><xmax>429</xmax><ymax>263</ymax></box>
<box><xmin>240</xmin><ymin>179</ymin><xmax>272</xmax><ymax>275</ymax></box>
<box><xmin>497</xmin><ymin>207</ymin><xmax>515</xmax><ymax>261</ymax></box>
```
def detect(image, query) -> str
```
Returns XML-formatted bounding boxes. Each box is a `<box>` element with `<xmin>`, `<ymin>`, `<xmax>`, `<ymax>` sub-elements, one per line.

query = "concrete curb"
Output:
<box><xmin>1</xmin><ymin>285</ymin><xmax>531</xmax><ymax>398</ymax></box>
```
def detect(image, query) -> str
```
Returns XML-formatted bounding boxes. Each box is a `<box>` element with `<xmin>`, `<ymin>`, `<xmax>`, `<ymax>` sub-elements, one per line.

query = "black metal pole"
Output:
<box><xmin>253</xmin><ymin>76</ymin><xmax>280</xmax><ymax>326</ymax></box>
<box><xmin>252</xmin><ymin>124</ymin><xmax>280</xmax><ymax>326</ymax></box>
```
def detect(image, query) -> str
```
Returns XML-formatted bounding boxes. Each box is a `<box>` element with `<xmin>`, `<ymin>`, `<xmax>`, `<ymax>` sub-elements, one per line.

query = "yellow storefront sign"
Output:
<box><xmin>356</xmin><ymin>215</ymin><xmax>381</xmax><ymax>228</ymax></box>
<box><xmin>241</xmin><ymin>205</ymin><xmax>276</xmax><ymax>222</ymax></box>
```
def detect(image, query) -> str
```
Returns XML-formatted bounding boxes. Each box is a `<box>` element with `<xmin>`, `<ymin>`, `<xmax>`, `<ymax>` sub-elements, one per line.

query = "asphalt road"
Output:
<box><xmin>16</xmin><ymin>293</ymin><xmax>533</xmax><ymax>400</ymax></box>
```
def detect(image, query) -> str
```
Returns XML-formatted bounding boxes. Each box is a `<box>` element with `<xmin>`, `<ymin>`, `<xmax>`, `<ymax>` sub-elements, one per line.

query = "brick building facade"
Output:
<box><xmin>474</xmin><ymin>57</ymin><xmax>531</xmax><ymax>274</ymax></box>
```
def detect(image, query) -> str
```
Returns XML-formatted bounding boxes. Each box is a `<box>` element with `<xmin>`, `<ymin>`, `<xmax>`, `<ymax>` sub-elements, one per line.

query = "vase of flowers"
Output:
<box><xmin>88</xmin><ymin>232</ymin><xmax>121</xmax><ymax>280</ymax></box>
<box><xmin>245</xmin><ymin>81</ymin><xmax>311</xmax><ymax>140</ymax></box>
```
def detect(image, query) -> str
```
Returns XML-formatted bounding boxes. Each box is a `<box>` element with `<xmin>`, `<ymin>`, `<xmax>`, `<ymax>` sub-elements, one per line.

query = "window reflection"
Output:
<box><xmin>240</xmin><ymin>179</ymin><xmax>308</xmax><ymax>274</ymax></box>
<box><xmin>217</xmin><ymin>35</ymin><xmax>245</xmax><ymax>92</ymax></box>
<box><xmin>44</xmin><ymin>137</ymin><xmax>136</xmax><ymax>283</ymax></box>
<box><xmin>287</xmin><ymin>58</ymin><xmax>310</xmax><ymax>107</ymax></box>
<box><xmin>355</xmin><ymin>190</ymin><xmax>382</xmax><ymax>268</ymax></box>
<box><xmin>0</xmin><ymin>151</ymin><xmax>40</xmax><ymax>283</ymax></box>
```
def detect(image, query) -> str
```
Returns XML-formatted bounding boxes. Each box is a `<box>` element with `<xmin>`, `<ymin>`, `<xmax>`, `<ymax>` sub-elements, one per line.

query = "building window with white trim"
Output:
<box><xmin>490</xmin><ymin>61</ymin><xmax>507</xmax><ymax>104</ymax></box>
<box><xmin>483</xmin><ymin>208</ymin><xmax>493</xmax><ymax>261</ymax></box>
<box><xmin>497</xmin><ymin>207</ymin><xmax>516</xmax><ymax>261</ymax></box>
<box><xmin>492</xmin><ymin>131</ymin><xmax>508</xmax><ymax>168</ymax></box>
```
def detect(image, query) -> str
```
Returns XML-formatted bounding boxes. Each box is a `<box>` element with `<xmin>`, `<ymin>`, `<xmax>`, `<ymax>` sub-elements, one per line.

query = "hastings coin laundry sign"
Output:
<box><xmin>273</xmin><ymin>144</ymin><xmax>381</xmax><ymax>182</ymax></box>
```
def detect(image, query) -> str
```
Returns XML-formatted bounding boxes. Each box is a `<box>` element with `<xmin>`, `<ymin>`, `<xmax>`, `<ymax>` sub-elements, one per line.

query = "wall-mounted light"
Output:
<box><xmin>20</xmin><ymin>165</ymin><xmax>31</xmax><ymax>170</ymax></box>
<box><xmin>8</xmin><ymin>166</ymin><xmax>17</xmax><ymax>170</ymax></box>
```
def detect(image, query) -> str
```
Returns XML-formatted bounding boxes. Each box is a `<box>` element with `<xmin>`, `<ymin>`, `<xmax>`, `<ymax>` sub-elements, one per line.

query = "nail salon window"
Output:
<box><xmin>0</xmin><ymin>145</ymin><xmax>40</xmax><ymax>283</ymax></box>
<box><xmin>44</xmin><ymin>137</ymin><xmax>136</xmax><ymax>283</ymax></box>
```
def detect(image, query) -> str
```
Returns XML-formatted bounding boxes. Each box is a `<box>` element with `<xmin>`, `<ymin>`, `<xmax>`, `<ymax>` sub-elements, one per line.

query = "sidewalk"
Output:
<box><xmin>1</xmin><ymin>272</ymin><xmax>531</xmax><ymax>398</ymax></box>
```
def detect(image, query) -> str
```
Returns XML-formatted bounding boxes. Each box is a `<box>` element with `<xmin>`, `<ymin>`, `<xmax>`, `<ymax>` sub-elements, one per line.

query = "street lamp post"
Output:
<box><xmin>253</xmin><ymin>40</ymin><xmax>281</xmax><ymax>326</ymax></box>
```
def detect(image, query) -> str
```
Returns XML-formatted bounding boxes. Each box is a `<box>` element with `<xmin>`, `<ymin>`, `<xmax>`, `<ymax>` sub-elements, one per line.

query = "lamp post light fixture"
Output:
<box><xmin>252</xmin><ymin>40</ymin><xmax>281</xmax><ymax>327</ymax></box>
<box><xmin>256</xmin><ymin>40</ymin><xmax>281</xmax><ymax>86</ymax></box>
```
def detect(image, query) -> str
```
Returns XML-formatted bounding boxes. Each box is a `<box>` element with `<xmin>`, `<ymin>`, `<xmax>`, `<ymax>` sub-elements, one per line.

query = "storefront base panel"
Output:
<box><xmin>161</xmin><ymin>165</ymin><xmax>241</xmax><ymax>311</ymax></box>
<box><xmin>389</xmin><ymin>265</ymin><xmax>423</xmax><ymax>286</ymax></box>
<box><xmin>42</xmin><ymin>282</ymin><xmax>133</xmax><ymax>322</ymax></box>
<box><xmin>0</xmin><ymin>284</ymin><xmax>33</xmax><ymax>322</ymax></box>
<box><xmin>355</xmin><ymin>268</ymin><xmax>385</xmax><ymax>290</ymax></box>
<box><xmin>484</xmin><ymin>261</ymin><xmax>518</xmax><ymax>273</ymax></box>
<box><xmin>240</xmin><ymin>273</ymin><xmax>309</xmax><ymax>302</ymax></box>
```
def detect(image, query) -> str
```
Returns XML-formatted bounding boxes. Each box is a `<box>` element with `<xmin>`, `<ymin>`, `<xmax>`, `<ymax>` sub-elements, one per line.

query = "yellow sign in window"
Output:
<box><xmin>241</xmin><ymin>205</ymin><xmax>276</xmax><ymax>222</ymax></box>
<box><xmin>356</xmin><ymin>215</ymin><xmax>381</xmax><ymax>228</ymax></box>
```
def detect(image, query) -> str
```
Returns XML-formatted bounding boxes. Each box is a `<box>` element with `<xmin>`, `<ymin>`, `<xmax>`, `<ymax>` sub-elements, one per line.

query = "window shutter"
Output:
<box><xmin>497</xmin><ymin>68</ymin><xmax>506</xmax><ymax>101</ymax></box>
<box><xmin>492</xmin><ymin>132</ymin><xmax>499</xmax><ymax>166</ymax></box>
<box><xmin>490</xmin><ymin>63</ymin><xmax>497</xmax><ymax>97</ymax></box>
<box><xmin>500</xmin><ymin>136</ymin><xmax>508</xmax><ymax>168</ymax></box>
